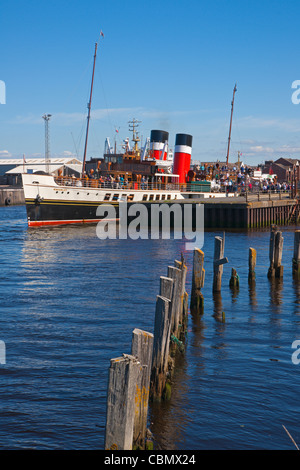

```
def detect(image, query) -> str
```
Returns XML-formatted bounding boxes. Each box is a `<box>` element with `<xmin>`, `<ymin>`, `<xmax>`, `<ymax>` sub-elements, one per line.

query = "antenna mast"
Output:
<box><xmin>226</xmin><ymin>83</ymin><xmax>237</xmax><ymax>167</ymax></box>
<box><xmin>42</xmin><ymin>113</ymin><xmax>52</xmax><ymax>174</ymax></box>
<box><xmin>82</xmin><ymin>40</ymin><xmax>99</xmax><ymax>175</ymax></box>
<box><xmin>128</xmin><ymin>118</ymin><xmax>141</xmax><ymax>156</ymax></box>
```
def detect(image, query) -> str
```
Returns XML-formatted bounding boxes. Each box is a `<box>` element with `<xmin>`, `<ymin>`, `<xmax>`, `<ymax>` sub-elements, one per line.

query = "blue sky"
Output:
<box><xmin>1</xmin><ymin>0</ymin><xmax>300</xmax><ymax>165</ymax></box>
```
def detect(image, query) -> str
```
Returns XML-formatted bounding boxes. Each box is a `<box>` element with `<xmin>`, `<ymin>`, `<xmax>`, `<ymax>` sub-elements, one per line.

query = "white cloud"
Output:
<box><xmin>249</xmin><ymin>145</ymin><xmax>274</xmax><ymax>153</ymax></box>
<box><xmin>0</xmin><ymin>150</ymin><xmax>12</xmax><ymax>158</ymax></box>
<box><xmin>9</xmin><ymin>107</ymin><xmax>209</xmax><ymax>128</ymax></box>
<box><xmin>238</xmin><ymin>116</ymin><xmax>300</xmax><ymax>133</ymax></box>
<box><xmin>61</xmin><ymin>150</ymin><xmax>76</xmax><ymax>156</ymax></box>
<box><xmin>276</xmin><ymin>144</ymin><xmax>300</xmax><ymax>154</ymax></box>
<box><xmin>237</xmin><ymin>140</ymin><xmax>300</xmax><ymax>161</ymax></box>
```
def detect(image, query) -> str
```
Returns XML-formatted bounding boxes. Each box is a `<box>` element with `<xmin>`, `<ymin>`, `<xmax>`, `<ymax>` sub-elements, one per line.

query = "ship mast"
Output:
<box><xmin>226</xmin><ymin>83</ymin><xmax>237</xmax><ymax>167</ymax></box>
<box><xmin>82</xmin><ymin>40</ymin><xmax>99</xmax><ymax>175</ymax></box>
<box><xmin>128</xmin><ymin>118</ymin><xmax>141</xmax><ymax>157</ymax></box>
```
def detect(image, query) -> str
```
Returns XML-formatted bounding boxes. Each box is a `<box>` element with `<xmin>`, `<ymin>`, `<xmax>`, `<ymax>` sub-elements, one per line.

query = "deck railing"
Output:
<box><xmin>54</xmin><ymin>176</ymin><xmax>296</xmax><ymax>199</ymax></box>
<box><xmin>54</xmin><ymin>177</ymin><xmax>181</xmax><ymax>192</ymax></box>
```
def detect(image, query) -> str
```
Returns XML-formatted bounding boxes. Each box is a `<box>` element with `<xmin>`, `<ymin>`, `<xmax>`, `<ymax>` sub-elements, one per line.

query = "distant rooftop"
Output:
<box><xmin>6</xmin><ymin>163</ymin><xmax>82</xmax><ymax>174</ymax></box>
<box><xmin>0</xmin><ymin>157</ymin><xmax>81</xmax><ymax>165</ymax></box>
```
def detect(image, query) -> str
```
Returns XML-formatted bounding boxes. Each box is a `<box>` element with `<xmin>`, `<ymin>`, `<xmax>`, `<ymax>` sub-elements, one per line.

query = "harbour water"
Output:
<box><xmin>0</xmin><ymin>205</ymin><xmax>300</xmax><ymax>450</ymax></box>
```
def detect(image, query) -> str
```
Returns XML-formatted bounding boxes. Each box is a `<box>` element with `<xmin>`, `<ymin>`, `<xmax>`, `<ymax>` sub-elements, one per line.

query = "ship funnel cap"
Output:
<box><xmin>175</xmin><ymin>133</ymin><xmax>193</xmax><ymax>148</ymax></box>
<box><xmin>150</xmin><ymin>130</ymin><xmax>169</xmax><ymax>142</ymax></box>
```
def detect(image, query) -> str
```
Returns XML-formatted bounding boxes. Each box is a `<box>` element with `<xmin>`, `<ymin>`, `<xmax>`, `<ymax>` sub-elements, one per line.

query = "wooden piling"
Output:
<box><xmin>160</xmin><ymin>276</ymin><xmax>174</xmax><ymax>302</ymax></box>
<box><xmin>268</xmin><ymin>226</ymin><xmax>276</xmax><ymax>279</ymax></box>
<box><xmin>190</xmin><ymin>248</ymin><xmax>205</xmax><ymax>315</ymax></box>
<box><xmin>213</xmin><ymin>234</ymin><xmax>228</xmax><ymax>292</ymax></box>
<box><xmin>174</xmin><ymin>257</ymin><xmax>188</xmax><ymax>337</ymax></box>
<box><xmin>292</xmin><ymin>230</ymin><xmax>300</xmax><ymax>278</ymax></box>
<box><xmin>268</xmin><ymin>226</ymin><xmax>284</xmax><ymax>279</ymax></box>
<box><xmin>150</xmin><ymin>295</ymin><xmax>172</xmax><ymax>401</ymax></box>
<box><xmin>131</xmin><ymin>328</ymin><xmax>154</xmax><ymax>449</ymax></box>
<box><xmin>248</xmin><ymin>247</ymin><xmax>256</xmax><ymax>283</ymax></box>
<box><xmin>274</xmin><ymin>230</ymin><xmax>284</xmax><ymax>278</ymax></box>
<box><xmin>105</xmin><ymin>252</ymin><xmax>190</xmax><ymax>449</ymax></box>
<box><xmin>105</xmin><ymin>354</ymin><xmax>141</xmax><ymax>450</ymax></box>
<box><xmin>167</xmin><ymin>266</ymin><xmax>182</xmax><ymax>338</ymax></box>
<box><xmin>183</xmin><ymin>291</ymin><xmax>189</xmax><ymax>318</ymax></box>
<box><xmin>105</xmin><ymin>251</ymin><xmax>191</xmax><ymax>449</ymax></box>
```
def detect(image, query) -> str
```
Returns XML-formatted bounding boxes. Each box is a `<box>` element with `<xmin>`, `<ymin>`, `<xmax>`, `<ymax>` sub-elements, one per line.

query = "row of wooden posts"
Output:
<box><xmin>190</xmin><ymin>227</ymin><xmax>300</xmax><ymax>316</ymax></box>
<box><xmin>104</xmin><ymin>228</ymin><xmax>300</xmax><ymax>450</ymax></box>
<box><xmin>105</xmin><ymin>256</ymin><xmax>188</xmax><ymax>450</ymax></box>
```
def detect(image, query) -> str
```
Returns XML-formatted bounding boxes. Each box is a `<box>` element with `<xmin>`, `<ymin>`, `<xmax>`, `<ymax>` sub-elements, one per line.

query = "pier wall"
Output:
<box><xmin>0</xmin><ymin>187</ymin><xmax>25</xmax><ymax>206</ymax></box>
<box><xmin>138</xmin><ymin>197</ymin><xmax>297</xmax><ymax>229</ymax></box>
<box><xmin>202</xmin><ymin>199</ymin><xmax>296</xmax><ymax>229</ymax></box>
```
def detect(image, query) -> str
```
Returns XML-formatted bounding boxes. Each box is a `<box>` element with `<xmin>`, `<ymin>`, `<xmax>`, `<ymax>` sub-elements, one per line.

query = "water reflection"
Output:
<box><xmin>248</xmin><ymin>279</ymin><xmax>257</xmax><ymax>309</ymax></box>
<box><xmin>149</xmin><ymin>354</ymin><xmax>191</xmax><ymax>450</ymax></box>
<box><xmin>268</xmin><ymin>278</ymin><xmax>284</xmax><ymax>308</ymax></box>
<box><xmin>229</xmin><ymin>283</ymin><xmax>239</xmax><ymax>303</ymax></box>
<box><xmin>212</xmin><ymin>292</ymin><xmax>225</xmax><ymax>323</ymax></box>
<box><xmin>292</xmin><ymin>278</ymin><xmax>300</xmax><ymax>317</ymax></box>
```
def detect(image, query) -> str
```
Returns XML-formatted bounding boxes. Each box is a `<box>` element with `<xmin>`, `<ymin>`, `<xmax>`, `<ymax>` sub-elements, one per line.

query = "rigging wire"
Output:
<box><xmin>60</xmin><ymin>56</ymin><xmax>94</xmax><ymax>114</ymax></box>
<box><xmin>96</xmin><ymin>70</ymin><xmax>123</xmax><ymax>151</ymax></box>
<box><xmin>70</xmin><ymin>132</ymin><xmax>79</xmax><ymax>159</ymax></box>
<box><xmin>232</xmin><ymin>116</ymin><xmax>244</xmax><ymax>161</ymax></box>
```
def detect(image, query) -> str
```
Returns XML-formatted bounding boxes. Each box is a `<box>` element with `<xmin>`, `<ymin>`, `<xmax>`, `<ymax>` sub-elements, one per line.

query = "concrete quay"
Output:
<box><xmin>0</xmin><ymin>187</ymin><xmax>25</xmax><ymax>206</ymax></box>
<box><xmin>197</xmin><ymin>195</ymin><xmax>297</xmax><ymax>228</ymax></box>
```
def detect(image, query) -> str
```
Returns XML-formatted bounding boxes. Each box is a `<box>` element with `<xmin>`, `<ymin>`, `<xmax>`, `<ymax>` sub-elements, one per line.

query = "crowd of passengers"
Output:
<box><xmin>60</xmin><ymin>172</ymin><xmax>156</xmax><ymax>190</ymax></box>
<box><xmin>193</xmin><ymin>163</ymin><xmax>292</xmax><ymax>193</ymax></box>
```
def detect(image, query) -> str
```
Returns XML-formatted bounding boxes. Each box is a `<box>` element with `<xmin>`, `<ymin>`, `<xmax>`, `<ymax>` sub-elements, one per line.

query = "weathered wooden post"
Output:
<box><xmin>160</xmin><ymin>273</ymin><xmax>176</xmax><ymax>372</ymax></box>
<box><xmin>183</xmin><ymin>291</ymin><xmax>189</xmax><ymax>319</ymax></box>
<box><xmin>268</xmin><ymin>226</ymin><xmax>277</xmax><ymax>279</ymax></box>
<box><xmin>190</xmin><ymin>248</ymin><xmax>205</xmax><ymax>315</ymax></box>
<box><xmin>174</xmin><ymin>256</ymin><xmax>188</xmax><ymax>338</ymax></box>
<box><xmin>229</xmin><ymin>268</ymin><xmax>239</xmax><ymax>290</ymax></box>
<box><xmin>292</xmin><ymin>230</ymin><xmax>300</xmax><ymax>278</ymax></box>
<box><xmin>248</xmin><ymin>247</ymin><xmax>256</xmax><ymax>284</ymax></box>
<box><xmin>165</xmin><ymin>264</ymin><xmax>185</xmax><ymax>361</ymax></box>
<box><xmin>274</xmin><ymin>230</ymin><xmax>284</xmax><ymax>278</ymax></box>
<box><xmin>131</xmin><ymin>328</ymin><xmax>154</xmax><ymax>450</ymax></box>
<box><xmin>213</xmin><ymin>234</ymin><xmax>228</xmax><ymax>292</ymax></box>
<box><xmin>160</xmin><ymin>276</ymin><xmax>174</xmax><ymax>302</ymax></box>
<box><xmin>150</xmin><ymin>295</ymin><xmax>172</xmax><ymax>401</ymax></box>
<box><xmin>268</xmin><ymin>225</ymin><xmax>284</xmax><ymax>279</ymax></box>
<box><xmin>167</xmin><ymin>266</ymin><xmax>182</xmax><ymax>338</ymax></box>
<box><xmin>105</xmin><ymin>354</ymin><xmax>141</xmax><ymax>450</ymax></box>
